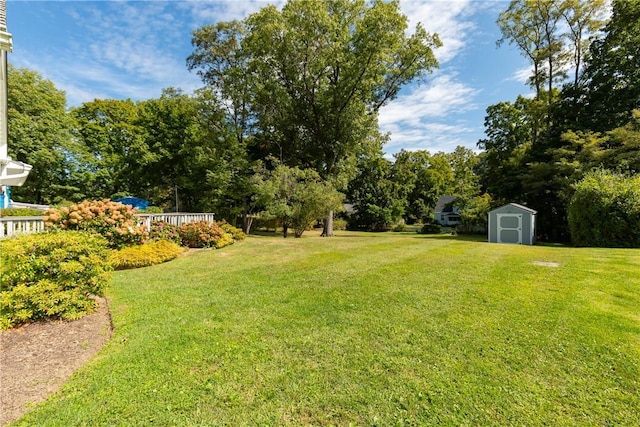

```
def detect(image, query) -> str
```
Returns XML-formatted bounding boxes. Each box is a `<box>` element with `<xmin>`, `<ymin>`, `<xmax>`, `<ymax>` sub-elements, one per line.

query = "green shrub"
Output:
<box><xmin>0</xmin><ymin>208</ymin><xmax>44</xmax><ymax>217</ymax></box>
<box><xmin>44</xmin><ymin>199</ymin><xmax>148</xmax><ymax>249</ymax></box>
<box><xmin>333</xmin><ymin>218</ymin><xmax>348</xmax><ymax>230</ymax></box>
<box><xmin>568</xmin><ymin>170</ymin><xmax>640</xmax><ymax>247</ymax></box>
<box><xmin>215</xmin><ymin>232</ymin><xmax>235</xmax><ymax>249</ymax></box>
<box><xmin>109</xmin><ymin>240</ymin><xmax>185</xmax><ymax>270</ymax></box>
<box><xmin>392</xmin><ymin>223</ymin><xmax>406</xmax><ymax>232</ymax></box>
<box><xmin>458</xmin><ymin>193</ymin><xmax>492</xmax><ymax>234</ymax></box>
<box><xmin>0</xmin><ymin>231</ymin><xmax>112</xmax><ymax>329</ymax></box>
<box><xmin>216</xmin><ymin>220</ymin><xmax>247</xmax><ymax>241</ymax></box>
<box><xmin>138</xmin><ymin>206</ymin><xmax>163</xmax><ymax>214</ymax></box>
<box><xmin>253</xmin><ymin>217</ymin><xmax>280</xmax><ymax>232</ymax></box>
<box><xmin>149</xmin><ymin>220</ymin><xmax>182</xmax><ymax>245</ymax></box>
<box><xmin>179</xmin><ymin>221</ymin><xmax>232</xmax><ymax>248</ymax></box>
<box><xmin>419</xmin><ymin>221</ymin><xmax>442</xmax><ymax>234</ymax></box>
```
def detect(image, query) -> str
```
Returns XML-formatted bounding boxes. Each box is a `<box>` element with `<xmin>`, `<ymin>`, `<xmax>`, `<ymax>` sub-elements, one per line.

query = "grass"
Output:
<box><xmin>13</xmin><ymin>231</ymin><xmax>640</xmax><ymax>426</ymax></box>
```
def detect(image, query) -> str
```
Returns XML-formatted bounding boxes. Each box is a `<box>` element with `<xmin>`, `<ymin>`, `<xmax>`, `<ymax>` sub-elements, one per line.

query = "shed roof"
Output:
<box><xmin>489</xmin><ymin>203</ymin><xmax>537</xmax><ymax>215</ymax></box>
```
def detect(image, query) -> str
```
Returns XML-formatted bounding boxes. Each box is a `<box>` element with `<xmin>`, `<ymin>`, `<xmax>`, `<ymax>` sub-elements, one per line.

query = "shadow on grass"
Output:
<box><xmin>248</xmin><ymin>230</ymin><xmax>281</xmax><ymax>237</ymax></box>
<box><xmin>249</xmin><ymin>229</ymin><xmax>497</xmax><ymax>243</ymax></box>
<box><xmin>332</xmin><ymin>231</ymin><xmax>489</xmax><ymax>241</ymax></box>
<box><xmin>414</xmin><ymin>233</ymin><xmax>488</xmax><ymax>242</ymax></box>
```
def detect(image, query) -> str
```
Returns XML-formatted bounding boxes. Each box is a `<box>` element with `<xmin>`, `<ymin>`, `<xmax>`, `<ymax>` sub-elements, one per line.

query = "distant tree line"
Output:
<box><xmin>7</xmin><ymin>0</ymin><xmax>639</xmax><ymax>244</ymax></box>
<box><xmin>7</xmin><ymin>62</ymin><xmax>481</xmax><ymax>234</ymax></box>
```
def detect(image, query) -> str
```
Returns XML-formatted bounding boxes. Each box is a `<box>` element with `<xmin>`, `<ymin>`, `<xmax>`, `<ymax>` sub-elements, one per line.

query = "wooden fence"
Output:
<box><xmin>0</xmin><ymin>213</ymin><xmax>216</xmax><ymax>239</ymax></box>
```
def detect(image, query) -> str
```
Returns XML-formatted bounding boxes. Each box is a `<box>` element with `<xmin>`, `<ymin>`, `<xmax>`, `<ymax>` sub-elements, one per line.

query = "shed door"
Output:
<box><xmin>496</xmin><ymin>213</ymin><xmax>522</xmax><ymax>244</ymax></box>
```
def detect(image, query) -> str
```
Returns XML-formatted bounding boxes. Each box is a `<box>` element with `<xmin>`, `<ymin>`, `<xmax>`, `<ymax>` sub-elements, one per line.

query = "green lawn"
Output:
<box><xmin>14</xmin><ymin>231</ymin><xmax>640</xmax><ymax>426</ymax></box>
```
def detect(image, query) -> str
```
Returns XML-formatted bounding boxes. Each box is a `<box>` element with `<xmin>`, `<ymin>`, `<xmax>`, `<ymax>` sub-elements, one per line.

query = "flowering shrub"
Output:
<box><xmin>109</xmin><ymin>240</ymin><xmax>185</xmax><ymax>270</ymax></box>
<box><xmin>178</xmin><ymin>221</ymin><xmax>233</xmax><ymax>248</ymax></box>
<box><xmin>148</xmin><ymin>220</ymin><xmax>182</xmax><ymax>245</ymax></box>
<box><xmin>44</xmin><ymin>199</ymin><xmax>148</xmax><ymax>249</ymax></box>
<box><xmin>216</xmin><ymin>220</ymin><xmax>246</xmax><ymax>241</ymax></box>
<box><xmin>0</xmin><ymin>231</ymin><xmax>112</xmax><ymax>329</ymax></box>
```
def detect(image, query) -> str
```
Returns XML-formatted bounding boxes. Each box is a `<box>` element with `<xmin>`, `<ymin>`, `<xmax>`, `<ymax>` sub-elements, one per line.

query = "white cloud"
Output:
<box><xmin>383</xmin><ymin>119</ymin><xmax>479</xmax><ymax>156</ymax></box>
<box><xmin>381</xmin><ymin>73</ymin><xmax>479</xmax><ymax>123</ymax></box>
<box><xmin>399</xmin><ymin>0</ymin><xmax>482</xmax><ymax>64</ymax></box>
<box><xmin>509</xmin><ymin>65</ymin><xmax>531</xmax><ymax>85</ymax></box>
<box><xmin>373</xmin><ymin>0</ymin><xmax>495</xmax><ymax>155</ymax></box>
<box><xmin>12</xmin><ymin>1</ymin><xmax>205</xmax><ymax>106</ymax></box>
<box><xmin>379</xmin><ymin>71</ymin><xmax>481</xmax><ymax>154</ymax></box>
<box><xmin>179</xmin><ymin>0</ymin><xmax>285</xmax><ymax>25</ymax></box>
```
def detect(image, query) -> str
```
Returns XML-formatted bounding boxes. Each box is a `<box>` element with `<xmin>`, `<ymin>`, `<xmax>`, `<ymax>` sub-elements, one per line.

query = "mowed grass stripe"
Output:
<box><xmin>14</xmin><ymin>232</ymin><xmax>640</xmax><ymax>426</ymax></box>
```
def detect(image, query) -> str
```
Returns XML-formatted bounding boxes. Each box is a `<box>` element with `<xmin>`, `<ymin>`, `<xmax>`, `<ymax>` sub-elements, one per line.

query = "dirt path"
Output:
<box><xmin>0</xmin><ymin>297</ymin><xmax>112</xmax><ymax>426</ymax></box>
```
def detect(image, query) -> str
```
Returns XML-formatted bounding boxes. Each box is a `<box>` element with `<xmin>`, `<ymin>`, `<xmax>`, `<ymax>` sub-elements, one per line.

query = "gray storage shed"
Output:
<box><xmin>488</xmin><ymin>203</ymin><xmax>537</xmax><ymax>245</ymax></box>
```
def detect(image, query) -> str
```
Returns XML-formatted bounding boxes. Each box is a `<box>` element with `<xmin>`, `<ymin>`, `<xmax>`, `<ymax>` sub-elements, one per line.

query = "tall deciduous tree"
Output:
<box><xmin>497</xmin><ymin>0</ymin><xmax>606</xmax><ymax>140</ymax></box>
<box><xmin>560</xmin><ymin>0</ymin><xmax>607</xmax><ymax>86</ymax></box>
<box><xmin>391</xmin><ymin>149</ymin><xmax>454</xmax><ymax>224</ymax></box>
<box><xmin>72</xmin><ymin>99</ymin><xmax>148</xmax><ymax>200</ymax></box>
<box><xmin>7</xmin><ymin>65</ymin><xmax>77</xmax><ymax>204</ymax></box>
<box><xmin>188</xmin><ymin>20</ymin><xmax>254</xmax><ymax>147</ymax></box>
<box><xmin>348</xmin><ymin>152</ymin><xmax>404</xmax><ymax>231</ymax></box>
<box><xmin>497</xmin><ymin>0</ymin><xmax>547</xmax><ymax>102</ymax></box>
<box><xmin>136</xmin><ymin>88</ymin><xmax>210</xmax><ymax>212</ymax></box>
<box><xmin>447</xmin><ymin>146</ymin><xmax>480</xmax><ymax>202</ymax></box>
<box><xmin>476</xmin><ymin>96</ymin><xmax>540</xmax><ymax>204</ymax></box>
<box><xmin>190</xmin><ymin>0</ymin><xmax>441</xmax><ymax>236</ymax></box>
<box><xmin>580</xmin><ymin>0</ymin><xmax>640</xmax><ymax>132</ymax></box>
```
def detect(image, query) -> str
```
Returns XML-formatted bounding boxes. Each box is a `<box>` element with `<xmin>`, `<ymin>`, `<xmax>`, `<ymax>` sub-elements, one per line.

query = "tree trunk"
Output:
<box><xmin>283</xmin><ymin>224</ymin><xmax>288</xmax><ymax>238</ymax></box>
<box><xmin>242</xmin><ymin>214</ymin><xmax>253</xmax><ymax>235</ymax></box>
<box><xmin>241</xmin><ymin>198</ymin><xmax>250</xmax><ymax>234</ymax></box>
<box><xmin>321</xmin><ymin>210</ymin><xmax>334</xmax><ymax>237</ymax></box>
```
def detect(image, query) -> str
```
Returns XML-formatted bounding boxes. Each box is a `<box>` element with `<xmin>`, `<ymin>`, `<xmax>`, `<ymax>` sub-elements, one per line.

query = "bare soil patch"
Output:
<box><xmin>532</xmin><ymin>261</ymin><xmax>561</xmax><ymax>267</ymax></box>
<box><xmin>0</xmin><ymin>297</ymin><xmax>112</xmax><ymax>426</ymax></box>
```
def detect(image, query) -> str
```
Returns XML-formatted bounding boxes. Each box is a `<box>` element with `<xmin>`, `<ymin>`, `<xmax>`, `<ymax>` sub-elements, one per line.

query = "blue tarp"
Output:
<box><xmin>113</xmin><ymin>197</ymin><xmax>150</xmax><ymax>209</ymax></box>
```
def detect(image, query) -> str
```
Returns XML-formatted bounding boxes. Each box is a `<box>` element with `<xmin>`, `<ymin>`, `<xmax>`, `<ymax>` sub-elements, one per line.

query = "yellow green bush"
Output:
<box><xmin>216</xmin><ymin>220</ymin><xmax>246</xmax><ymax>241</ymax></box>
<box><xmin>0</xmin><ymin>231</ymin><xmax>112</xmax><ymax>329</ymax></box>
<box><xmin>0</xmin><ymin>207</ymin><xmax>44</xmax><ymax>217</ymax></box>
<box><xmin>215</xmin><ymin>232</ymin><xmax>235</xmax><ymax>249</ymax></box>
<box><xmin>109</xmin><ymin>240</ymin><xmax>185</xmax><ymax>270</ymax></box>
<box><xmin>44</xmin><ymin>199</ymin><xmax>148</xmax><ymax>249</ymax></box>
<box><xmin>333</xmin><ymin>218</ymin><xmax>348</xmax><ymax>230</ymax></box>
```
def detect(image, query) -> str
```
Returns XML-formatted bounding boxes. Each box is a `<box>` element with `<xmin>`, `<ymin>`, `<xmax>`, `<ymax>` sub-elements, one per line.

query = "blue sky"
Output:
<box><xmin>7</xmin><ymin>0</ymin><xmax>536</xmax><ymax>156</ymax></box>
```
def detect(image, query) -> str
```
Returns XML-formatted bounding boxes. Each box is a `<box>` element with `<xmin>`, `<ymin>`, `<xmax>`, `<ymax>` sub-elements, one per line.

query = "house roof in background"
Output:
<box><xmin>435</xmin><ymin>196</ymin><xmax>457</xmax><ymax>213</ymax></box>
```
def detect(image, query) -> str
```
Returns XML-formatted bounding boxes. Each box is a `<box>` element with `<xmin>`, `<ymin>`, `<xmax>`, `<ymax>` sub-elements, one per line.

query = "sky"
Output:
<box><xmin>7</xmin><ymin>0</ymin><xmax>536</xmax><ymax>156</ymax></box>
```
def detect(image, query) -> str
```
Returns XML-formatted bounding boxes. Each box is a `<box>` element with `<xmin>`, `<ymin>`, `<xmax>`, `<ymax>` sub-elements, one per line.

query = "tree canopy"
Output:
<box><xmin>189</xmin><ymin>0</ymin><xmax>441</xmax><ymax>235</ymax></box>
<box><xmin>7</xmin><ymin>65</ymin><xmax>76</xmax><ymax>204</ymax></box>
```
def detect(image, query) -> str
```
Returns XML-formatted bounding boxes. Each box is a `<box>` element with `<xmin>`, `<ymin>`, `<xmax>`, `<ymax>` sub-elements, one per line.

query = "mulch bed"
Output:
<box><xmin>0</xmin><ymin>297</ymin><xmax>112</xmax><ymax>426</ymax></box>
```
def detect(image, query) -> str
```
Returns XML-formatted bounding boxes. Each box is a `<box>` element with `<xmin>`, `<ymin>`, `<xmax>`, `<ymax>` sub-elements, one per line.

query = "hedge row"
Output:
<box><xmin>109</xmin><ymin>240</ymin><xmax>185</xmax><ymax>270</ymax></box>
<box><xmin>568</xmin><ymin>170</ymin><xmax>640</xmax><ymax>247</ymax></box>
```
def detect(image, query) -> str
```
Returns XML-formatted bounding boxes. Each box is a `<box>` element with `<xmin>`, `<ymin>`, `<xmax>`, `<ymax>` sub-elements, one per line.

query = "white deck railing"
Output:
<box><xmin>0</xmin><ymin>216</ymin><xmax>47</xmax><ymax>238</ymax></box>
<box><xmin>135</xmin><ymin>213</ymin><xmax>216</xmax><ymax>231</ymax></box>
<box><xmin>0</xmin><ymin>213</ymin><xmax>216</xmax><ymax>239</ymax></box>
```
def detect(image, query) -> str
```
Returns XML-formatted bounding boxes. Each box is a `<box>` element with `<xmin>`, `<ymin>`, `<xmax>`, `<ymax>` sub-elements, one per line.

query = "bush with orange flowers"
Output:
<box><xmin>44</xmin><ymin>199</ymin><xmax>148</xmax><ymax>249</ymax></box>
<box><xmin>178</xmin><ymin>220</ymin><xmax>234</xmax><ymax>249</ymax></box>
